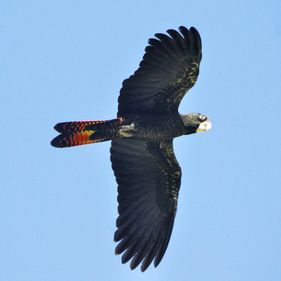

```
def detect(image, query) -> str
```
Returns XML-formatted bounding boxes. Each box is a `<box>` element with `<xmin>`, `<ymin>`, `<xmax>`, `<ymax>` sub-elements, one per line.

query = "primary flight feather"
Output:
<box><xmin>51</xmin><ymin>26</ymin><xmax>211</xmax><ymax>272</ymax></box>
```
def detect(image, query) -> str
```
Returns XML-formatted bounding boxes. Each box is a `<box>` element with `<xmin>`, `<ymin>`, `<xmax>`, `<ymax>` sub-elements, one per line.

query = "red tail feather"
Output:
<box><xmin>51</xmin><ymin>118</ymin><xmax>124</xmax><ymax>148</ymax></box>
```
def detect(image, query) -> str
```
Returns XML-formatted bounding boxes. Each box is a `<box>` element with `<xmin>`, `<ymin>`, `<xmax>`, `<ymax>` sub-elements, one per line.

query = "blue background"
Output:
<box><xmin>1</xmin><ymin>1</ymin><xmax>281</xmax><ymax>280</ymax></box>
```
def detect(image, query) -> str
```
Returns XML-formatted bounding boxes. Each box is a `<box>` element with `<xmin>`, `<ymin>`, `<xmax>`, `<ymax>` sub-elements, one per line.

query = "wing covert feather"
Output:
<box><xmin>110</xmin><ymin>139</ymin><xmax>181</xmax><ymax>271</ymax></box>
<box><xmin>118</xmin><ymin>26</ymin><xmax>202</xmax><ymax>116</ymax></box>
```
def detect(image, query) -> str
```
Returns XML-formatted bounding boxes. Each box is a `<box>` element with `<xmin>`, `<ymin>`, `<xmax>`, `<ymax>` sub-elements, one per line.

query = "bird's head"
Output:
<box><xmin>181</xmin><ymin>113</ymin><xmax>212</xmax><ymax>135</ymax></box>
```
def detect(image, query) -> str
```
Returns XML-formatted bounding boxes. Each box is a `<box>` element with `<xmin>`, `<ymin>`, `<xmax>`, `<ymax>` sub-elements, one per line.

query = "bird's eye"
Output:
<box><xmin>198</xmin><ymin>114</ymin><xmax>207</xmax><ymax>121</ymax></box>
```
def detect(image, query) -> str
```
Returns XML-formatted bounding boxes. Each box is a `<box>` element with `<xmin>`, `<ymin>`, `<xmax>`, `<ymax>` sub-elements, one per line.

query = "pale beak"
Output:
<box><xmin>196</xmin><ymin>119</ymin><xmax>212</xmax><ymax>132</ymax></box>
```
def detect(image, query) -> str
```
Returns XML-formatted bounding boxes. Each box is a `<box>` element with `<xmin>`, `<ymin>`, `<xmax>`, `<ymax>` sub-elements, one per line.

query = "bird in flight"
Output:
<box><xmin>51</xmin><ymin>26</ymin><xmax>211</xmax><ymax>271</ymax></box>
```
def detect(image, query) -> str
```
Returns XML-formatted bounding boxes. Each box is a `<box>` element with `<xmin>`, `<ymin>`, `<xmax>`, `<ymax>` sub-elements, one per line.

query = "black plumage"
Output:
<box><xmin>110</xmin><ymin>26</ymin><xmax>211</xmax><ymax>271</ymax></box>
<box><xmin>111</xmin><ymin>139</ymin><xmax>180</xmax><ymax>271</ymax></box>
<box><xmin>117</xmin><ymin>26</ymin><xmax>201</xmax><ymax>115</ymax></box>
<box><xmin>51</xmin><ymin>25</ymin><xmax>211</xmax><ymax>271</ymax></box>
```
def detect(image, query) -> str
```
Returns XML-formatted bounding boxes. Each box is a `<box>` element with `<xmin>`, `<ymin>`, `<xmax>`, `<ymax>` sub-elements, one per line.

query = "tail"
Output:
<box><xmin>51</xmin><ymin>118</ymin><xmax>125</xmax><ymax>148</ymax></box>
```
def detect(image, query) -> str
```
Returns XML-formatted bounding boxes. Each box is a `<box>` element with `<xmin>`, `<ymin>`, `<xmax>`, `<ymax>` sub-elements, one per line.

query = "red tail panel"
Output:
<box><xmin>51</xmin><ymin>118</ymin><xmax>124</xmax><ymax>148</ymax></box>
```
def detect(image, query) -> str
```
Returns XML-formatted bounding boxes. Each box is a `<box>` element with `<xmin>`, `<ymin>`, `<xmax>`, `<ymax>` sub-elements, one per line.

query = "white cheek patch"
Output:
<box><xmin>197</xmin><ymin>119</ymin><xmax>212</xmax><ymax>132</ymax></box>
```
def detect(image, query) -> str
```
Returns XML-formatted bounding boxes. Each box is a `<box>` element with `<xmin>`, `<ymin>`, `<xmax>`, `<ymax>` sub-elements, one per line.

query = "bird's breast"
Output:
<box><xmin>127</xmin><ymin>114</ymin><xmax>185</xmax><ymax>141</ymax></box>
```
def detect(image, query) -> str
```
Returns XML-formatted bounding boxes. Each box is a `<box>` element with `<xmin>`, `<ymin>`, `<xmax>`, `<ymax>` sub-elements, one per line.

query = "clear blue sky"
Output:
<box><xmin>1</xmin><ymin>1</ymin><xmax>281</xmax><ymax>280</ymax></box>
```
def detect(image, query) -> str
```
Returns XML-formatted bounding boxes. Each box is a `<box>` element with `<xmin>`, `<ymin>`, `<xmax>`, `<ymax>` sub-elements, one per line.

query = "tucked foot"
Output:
<box><xmin>118</xmin><ymin>123</ymin><xmax>135</xmax><ymax>137</ymax></box>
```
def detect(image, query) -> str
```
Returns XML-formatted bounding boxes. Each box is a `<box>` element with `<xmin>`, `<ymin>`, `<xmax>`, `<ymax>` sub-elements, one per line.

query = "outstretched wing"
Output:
<box><xmin>118</xmin><ymin>26</ymin><xmax>202</xmax><ymax>116</ymax></box>
<box><xmin>110</xmin><ymin>139</ymin><xmax>181</xmax><ymax>271</ymax></box>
